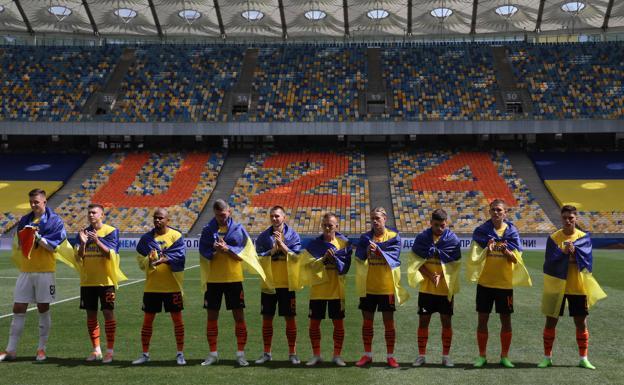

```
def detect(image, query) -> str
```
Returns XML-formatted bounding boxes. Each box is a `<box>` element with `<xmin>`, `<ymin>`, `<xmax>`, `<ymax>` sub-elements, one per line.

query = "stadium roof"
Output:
<box><xmin>0</xmin><ymin>1</ymin><xmax>621</xmax><ymax>40</ymax></box>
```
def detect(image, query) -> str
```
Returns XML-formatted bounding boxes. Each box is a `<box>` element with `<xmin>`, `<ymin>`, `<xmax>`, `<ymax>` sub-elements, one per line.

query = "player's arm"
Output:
<box><xmin>86</xmin><ymin>230</ymin><xmax>111</xmax><ymax>258</ymax></box>
<box><xmin>418</xmin><ymin>264</ymin><xmax>441</xmax><ymax>287</ymax></box>
<box><xmin>502</xmin><ymin>242</ymin><xmax>518</xmax><ymax>263</ymax></box>
<box><xmin>77</xmin><ymin>230</ymin><xmax>88</xmax><ymax>259</ymax></box>
<box><xmin>215</xmin><ymin>238</ymin><xmax>243</xmax><ymax>261</ymax></box>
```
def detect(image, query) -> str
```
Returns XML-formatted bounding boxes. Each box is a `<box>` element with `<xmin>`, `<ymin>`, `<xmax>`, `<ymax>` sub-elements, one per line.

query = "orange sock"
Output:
<box><xmin>262</xmin><ymin>318</ymin><xmax>273</xmax><ymax>353</ymax></box>
<box><xmin>309</xmin><ymin>319</ymin><xmax>321</xmax><ymax>356</ymax></box>
<box><xmin>285</xmin><ymin>318</ymin><xmax>297</xmax><ymax>355</ymax></box>
<box><xmin>235</xmin><ymin>321</ymin><xmax>247</xmax><ymax>351</ymax></box>
<box><xmin>362</xmin><ymin>318</ymin><xmax>374</xmax><ymax>353</ymax></box>
<box><xmin>206</xmin><ymin>319</ymin><xmax>218</xmax><ymax>353</ymax></box>
<box><xmin>417</xmin><ymin>327</ymin><xmax>428</xmax><ymax>355</ymax></box>
<box><xmin>442</xmin><ymin>327</ymin><xmax>453</xmax><ymax>356</ymax></box>
<box><xmin>477</xmin><ymin>330</ymin><xmax>488</xmax><ymax>357</ymax></box>
<box><xmin>384</xmin><ymin>319</ymin><xmax>396</xmax><ymax>355</ymax></box>
<box><xmin>170</xmin><ymin>312</ymin><xmax>184</xmax><ymax>352</ymax></box>
<box><xmin>87</xmin><ymin>316</ymin><xmax>100</xmax><ymax>350</ymax></box>
<box><xmin>332</xmin><ymin>319</ymin><xmax>344</xmax><ymax>357</ymax></box>
<box><xmin>500</xmin><ymin>331</ymin><xmax>512</xmax><ymax>357</ymax></box>
<box><xmin>543</xmin><ymin>328</ymin><xmax>556</xmax><ymax>357</ymax></box>
<box><xmin>576</xmin><ymin>329</ymin><xmax>589</xmax><ymax>357</ymax></box>
<box><xmin>104</xmin><ymin>319</ymin><xmax>116</xmax><ymax>351</ymax></box>
<box><xmin>141</xmin><ymin>313</ymin><xmax>156</xmax><ymax>353</ymax></box>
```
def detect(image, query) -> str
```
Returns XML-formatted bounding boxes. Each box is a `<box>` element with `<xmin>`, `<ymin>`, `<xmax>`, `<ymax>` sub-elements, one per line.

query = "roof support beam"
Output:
<box><xmin>343</xmin><ymin>0</ymin><xmax>349</xmax><ymax>36</ymax></box>
<box><xmin>470</xmin><ymin>0</ymin><xmax>479</xmax><ymax>34</ymax></box>
<box><xmin>535</xmin><ymin>0</ymin><xmax>546</xmax><ymax>32</ymax></box>
<box><xmin>277</xmin><ymin>0</ymin><xmax>287</xmax><ymax>39</ymax></box>
<box><xmin>407</xmin><ymin>0</ymin><xmax>412</xmax><ymax>35</ymax></box>
<box><xmin>213</xmin><ymin>0</ymin><xmax>226</xmax><ymax>37</ymax></box>
<box><xmin>147</xmin><ymin>0</ymin><xmax>163</xmax><ymax>39</ymax></box>
<box><xmin>602</xmin><ymin>0</ymin><xmax>615</xmax><ymax>30</ymax></box>
<box><xmin>81</xmin><ymin>0</ymin><xmax>99</xmax><ymax>36</ymax></box>
<box><xmin>13</xmin><ymin>0</ymin><xmax>34</xmax><ymax>34</ymax></box>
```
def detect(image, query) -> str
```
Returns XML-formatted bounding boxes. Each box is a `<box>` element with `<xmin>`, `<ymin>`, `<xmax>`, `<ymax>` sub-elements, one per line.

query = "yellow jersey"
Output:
<box><xmin>550</xmin><ymin>228</ymin><xmax>585</xmax><ymax>295</ymax></box>
<box><xmin>81</xmin><ymin>224</ymin><xmax>117</xmax><ymax>287</ymax></box>
<box><xmin>310</xmin><ymin>237</ymin><xmax>349</xmax><ymax>300</ymax></box>
<box><xmin>206</xmin><ymin>225</ymin><xmax>244</xmax><ymax>283</ymax></box>
<box><xmin>144</xmin><ymin>228</ymin><xmax>183</xmax><ymax>293</ymax></box>
<box><xmin>478</xmin><ymin>223</ymin><xmax>514</xmax><ymax>289</ymax></box>
<box><xmin>20</xmin><ymin>218</ymin><xmax>56</xmax><ymax>273</ymax></box>
<box><xmin>365</xmin><ymin>229</ymin><xmax>396</xmax><ymax>295</ymax></box>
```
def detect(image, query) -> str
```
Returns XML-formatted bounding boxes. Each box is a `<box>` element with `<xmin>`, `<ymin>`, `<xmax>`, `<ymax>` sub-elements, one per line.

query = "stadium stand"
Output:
<box><xmin>229</xmin><ymin>151</ymin><xmax>370</xmax><ymax>235</ymax></box>
<box><xmin>55</xmin><ymin>152</ymin><xmax>224</xmax><ymax>233</ymax></box>
<box><xmin>508</xmin><ymin>42</ymin><xmax>624</xmax><ymax>119</ymax></box>
<box><xmin>389</xmin><ymin>150</ymin><xmax>556</xmax><ymax>234</ymax></box>
<box><xmin>0</xmin><ymin>45</ymin><xmax>120</xmax><ymax>122</ymax></box>
<box><xmin>383</xmin><ymin>44</ymin><xmax>506</xmax><ymax>121</ymax></box>
<box><xmin>250</xmin><ymin>45</ymin><xmax>366</xmax><ymax>122</ymax></box>
<box><xmin>0</xmin><ymin>154</ymin><xmax>88</xmax><ymax>233</ymax></box>
<box><xmin>112</xmin><ymin>44</ymin><xmax>244</xmax><ymax>122</ymax></box>
<box><xmin>530</xmin><ymin>152</ymin><xmax>624</xmax><ymax>233</ymax></box>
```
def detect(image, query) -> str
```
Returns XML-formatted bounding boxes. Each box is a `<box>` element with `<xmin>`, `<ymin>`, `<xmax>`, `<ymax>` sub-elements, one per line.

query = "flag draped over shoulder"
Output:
<box><xmin>541</xmin><ymin>231</ymin><xmax>606</xmax><ymax>318</ymax></box>
<box><xmin>65</xmin><ymin>224</ymin><xmax>127</xmax><ymax>288</ymax></box>
<box><xmin>466</xmin><ymin>219</ymin><xmax>531</xmax><ymax>287</ymax></box>
<box><xmin>299</xmin><ymin>233</ymin><xmax>352</xmax><ymax>294</ymax></box>
<box><xmin>256</xmin><ymin>224</ymin><xmax>303</xmax><ymax>293</ymax></box>
<box><xmin>354</xmin><ymin>229</ymin><xmax>409</xmax><ymax>305</ymax></box>
<box><xmin>408</xmin><ymin>228</ymin><xmax>462</xmax><ymax>300</ymax></box>
<box><xmin>199</xmin><ymin>217</ymin><xmax>265</xmax><ymax>291</ymax></box>
<box><xmin>136</xmin><ymin>228</ymin><xmax>186</xmax><ymax>293</ymax></box>
<box><xmin>11</xmin><ymin>206</ymin><xmax>74</xmax><ymax>269</ymax></box>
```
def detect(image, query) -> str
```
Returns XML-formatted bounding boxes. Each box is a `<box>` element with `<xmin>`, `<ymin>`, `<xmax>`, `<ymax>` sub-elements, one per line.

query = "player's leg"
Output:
<box><xmin>382</xmin><ymin>310</ymin><xmax>399</xmax><ymax>368</ymax></box>
<box><xmin>355</xmin><ymin>294</ymin><xmax>376</xmax><ymax>367</ymax></box>
<box><xmin>256</xmin><ymin>292</ymin><xmax>277</xmax><ymax>364</ymax></box>
<box><xmin>202</xmin><ymin>283</ymin><xmax>222</xmax><ymax>366</ymax></box>
<box><xmin>101</xmin><ymin>287</ymin><xmax>116</xmax><ymax>363</ymax></box>
<box><xmin>497</xmin><ymin>288</ymin><xmax>514</xmax><ymax>368</ymax></box>
<box><xmin>0</xmin><ymin>302</ymin><xmax>28</xmax><ymax>361</ymax></box>
<box><xmin>329</xmin><ymin>300</ymin><xmax>346</xmax><ymax>367</ymax></box>
<box><xmin>228</xmin><ymin>282</ymin><xmax>248</xmax><ymax>367</ymax></box>
<box><xmin>33</xmin><ymin>272</ymin><xmax>55</xmax><ymax>361</ymax></box>
<box><xmin>80</xmin><ymin>287</ymin><xmax>101</xmax><ymax>361</ymax></box>
<box><xmin>571</xmin><ymin>295</ymin><xmax>594</xmax><ymax>369</ymax></box>
<box><xmin>282</xmin><ymin>290</ymin><xmax>298</xmax><ymax>364</ymax></box>
<box><xmin>414</xmin><ymin>313</ymin><xmax>431</xmax><ymax>367</ymax></box>
<box><xmin>440</xmin><ymin>313</ymin><xmax>454</xmax><ymax>367</ymax></box>
<box><xmin>166</xmin><ymin>292</ymin><xmax>185</xmax><ymax>365</ymax></box>
<box><xmin>306</xmin><ymin>300</ymin><xmax>324</xmax><ymax>366</ymax></box>
<box><xmin>474</xmin><ymin>285</ymin><xmax>494</xmax><ymax>367</ymax></box>
<box><xmin>538</xmin><ymin>316</ymin><xmax>558</xmax><ymax>368</ymax></box>
<box><xmin>132</xmin><ymin>293</ymin><xmax>160</xmax><ymax>364</ymax></box>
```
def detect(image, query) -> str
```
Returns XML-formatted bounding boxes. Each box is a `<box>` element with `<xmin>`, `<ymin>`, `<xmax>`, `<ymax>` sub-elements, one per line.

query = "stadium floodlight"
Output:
<box><xmin>242</xmin><ymin>10</ymin><xmax>264</xmax><ymax>21</ymax></box>
<box><xmin>114</xmin><ymin>8</ymin><xmax>138</xmax><ymax>24</ymax></box>
<box><xmin>561</xmin><ymin>1</ymin><xmax>585</xmax><ymax>13</ymax></box>
<box><xmin>495</xmin><ymin>5</ymin><xmax>518</xmax><ymax>18</ymax></box>
<box><xmin>431</xmin><ymin>7</ymin><xmax>453</xmax><ymax>19</ymax></box>
<box><xmin>48</xmin><ymin>5</ymin><xmax>72</xmax><ymax>22</ymax></box>
<box><xmin>178</xmin><ymin>9</ymin><xmax>202</xmax><ymax>24</ymax></box>
<box><xmin>305</xmin><ymin>10</ymin><xmax>327</xmax><ymax>21</ymax></box>
<box><xmin>367</xmin><ymin>9</ymin><xmax>389</xmax><ymax>20</ymax></box>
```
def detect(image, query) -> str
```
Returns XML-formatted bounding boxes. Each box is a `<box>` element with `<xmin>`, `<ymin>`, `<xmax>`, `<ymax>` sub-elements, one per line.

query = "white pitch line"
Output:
<box><xmin>0</xmin><ymin>264</ymin><xmax>200</xmax><ymax>320</ymax></box>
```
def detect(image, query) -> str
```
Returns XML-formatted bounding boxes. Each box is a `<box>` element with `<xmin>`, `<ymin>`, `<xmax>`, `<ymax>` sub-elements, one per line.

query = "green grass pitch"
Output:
<box><xmin>0</xmin><ymin>250</ymin><xmax>622</xmax><ymax>385</ymax></box>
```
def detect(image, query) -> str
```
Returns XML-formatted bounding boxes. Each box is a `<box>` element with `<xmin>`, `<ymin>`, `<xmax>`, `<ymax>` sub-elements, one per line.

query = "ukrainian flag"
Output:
<box><xmin>136</xmin><ymin>228</ymin><xmax>186</xmax><ymax>294</ymax></box>
<box><xmin>408</xmin><ymin>228</ymin><xmax>462</xmax><ymax>301</ymax></box>
<box><xmin>255</xmin><ymin>224</ymin><xmax>304</xmax><ymax>293</ymax></box>
<box><xmin>542</xmin><ymin>231</ymin><xmax>606</xmax><ymax>318</ymax></box>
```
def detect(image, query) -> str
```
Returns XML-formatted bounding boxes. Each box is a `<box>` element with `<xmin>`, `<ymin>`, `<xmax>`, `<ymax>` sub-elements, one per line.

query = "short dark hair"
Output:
<box><xmin>88</xmin><ymin>203</ymin><xmax>104</xmax><ymax>211</ymax></box>
<box><xmin>489</xmin><ymin>199</ymin><xmax>506</xmax><ymax>209</ymax></box>
<box><xmin>431</xmin><ymin>209</ymin><xmax>448</xmax><ymax>222</ymax></box>
<box><xmin>561</xmin><ymin>205</ymin><xmax>577</xmax><ymax>215</ymax></box>
<box><xmin>28</xmin><ymin>188</ymin><xmax>46</xmax><ymax>198</ymax></box>
<box><xmin>270</xmin><ymin>205</ymin><xmax>285</xmax><ymax>214</ymax></box>
<box><xmin>213</xmin><ymin>199</ymin><xmax>229</xmax><ymax>211</ymax></box>
<box><xmin>322</xmin><ymin>212</ymin><xmax>338</xmax><ymax>222</ymax></box>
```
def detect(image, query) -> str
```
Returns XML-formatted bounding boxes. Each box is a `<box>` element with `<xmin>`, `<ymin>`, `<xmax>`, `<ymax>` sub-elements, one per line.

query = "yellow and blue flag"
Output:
<box><xmin>542</xmin><ymin>231</ymin><xmax>606</xmax><ymax>318</ymax></box>
<box><xmin>199</xmin><ymin>217</ymin><xmax>266</xmax><ymax>291</ymax></box>
<box><xmin>409</xmin><ymin>228</ymin><xmax>461</xmax><ymax>300</ymax></box>
<box><xmin>136</xmin><ymin>227</ymin><xmax>186</xmax><ymax>293</ymax></box>
<box><xmin>355</xmin><ymin>229</ymin><xmax>409</xmax><ymax>305</ymax></box>
<box><xmin>299</xmin><ymin>233</ymin><xmax>351</xmax><ymax>298</ymax></box>
<box><xmin>256</xmin><ymin>223</ymin><xmax>303</xmax><ymax>293</ymax></box>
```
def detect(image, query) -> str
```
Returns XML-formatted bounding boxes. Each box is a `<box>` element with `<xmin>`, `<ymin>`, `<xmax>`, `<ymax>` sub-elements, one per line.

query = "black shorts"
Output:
<box><xmin>418</xmin><ymin>292</ymin><xmax>454</xmax><ymax>315</ymax></box>
<box><xmin>559</xmin><ymin>294</ymin><xmax>588</xmax><ymax>317</ymax></box>
<box><xmin>308</xmin><ymin>299</ymin><xmax>345</xmax><ymax>320</ymax></box>
<box><xmin>142</xmin><ymin>292</ymin><xmax>183</xmax><ymax>313</ymax></box>
<box><xmin>80</xmin><ymin>286</ymin><xmax>116</xmax><ymax>311</ymax></box>
<box><xmin>476</xmin><ymin>284</ymin><xmax>513</xmax><ymax>314</ymax></box>
<box><xmin>261</xmin><ymin>288</ymin><xmax>296</xmax><ymax>317</ymax></box>
<box><xmin>358</xmin><ymin>294</ymin><xmax>396</xmax><ymax>313</ymax></box>
<box><xmin>204</xmin><ymin>282</ymin><xmax>245</xmax><ymax>311</ymax></box>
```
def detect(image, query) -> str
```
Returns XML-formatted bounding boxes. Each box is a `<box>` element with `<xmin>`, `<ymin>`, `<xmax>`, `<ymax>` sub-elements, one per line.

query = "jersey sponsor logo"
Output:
<box><xmin>50</xmin><ymin>285</ymin><xmax>56</xmax><ymax>296</ymax></box>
